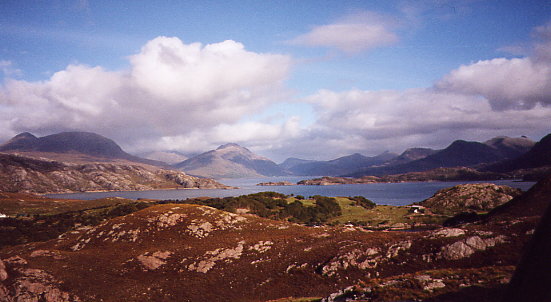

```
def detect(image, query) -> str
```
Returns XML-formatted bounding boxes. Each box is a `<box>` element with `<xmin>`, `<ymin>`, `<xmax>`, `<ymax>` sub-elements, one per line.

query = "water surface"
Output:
<box><xmin>46</xmin><ymin>177</ymin><xmax>535</xmax><ymax>206</ymax></box>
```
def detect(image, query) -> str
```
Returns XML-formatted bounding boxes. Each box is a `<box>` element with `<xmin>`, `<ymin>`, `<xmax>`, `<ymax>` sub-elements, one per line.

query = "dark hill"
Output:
<box><xmin>288</xmin><ymin>151</ymin><xmax>398</xmax><ymax>176</ymax></box>
<box><xmin>503</xmin><ymin>179</ymin><xmax>551</xmax><ymax>302</ymax></box>
<box><xmin>487</xmin><ymin>175</ymin><xmax>551</xmax><ymax>220</ymax></box>
<box><xmin>485</xmin><ymin>133</ymin><xmax>551</xmax><ymax>173</ymax></box>
<box><xmin>0</xmin><ymin>132</ymin><xmax>162</xmax><ymax>166</ymax></box>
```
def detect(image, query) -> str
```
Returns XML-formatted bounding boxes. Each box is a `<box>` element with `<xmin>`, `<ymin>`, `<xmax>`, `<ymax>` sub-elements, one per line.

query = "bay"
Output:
<box><xmin>46</xmin><ymin>177</ymin><xmax>536</xmax><ymax>206</ymax></box>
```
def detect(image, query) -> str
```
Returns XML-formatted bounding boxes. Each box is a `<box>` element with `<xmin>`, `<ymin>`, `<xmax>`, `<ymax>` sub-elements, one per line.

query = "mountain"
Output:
<box><xmin>483</xmin><ymin>136</ymin><xmax>535</xmax><ymax>158</ymax></box>
<box><xmin>348</xmin><ymin>137</ymin><xmax>532</xmax><ymax>177</ymax></box>
<box><xmin>286</xmin><ymin>151</ymin><xmax>398</xmax><ymax>176</ymax></box>
<box><xmin>173</xmin><ymin>143</ymin><xmax>287</xmax><ymax>178</ymax></box>
<box><xmin>484</xmin><ymin>133</ymin><xmax>551</xmax><ymax>173</ymax></box>
<box><xmin>0</xmin><ymin>131</ymin><xmax>163</xmax><ymax>166</ymax></box>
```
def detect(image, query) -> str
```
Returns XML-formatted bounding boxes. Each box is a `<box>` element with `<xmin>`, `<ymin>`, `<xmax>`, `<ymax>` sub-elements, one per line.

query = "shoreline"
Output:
<box><xmin>40</xmin><ymin>185</ymin><xmax>238</xmax><ymax>197</ymax></box>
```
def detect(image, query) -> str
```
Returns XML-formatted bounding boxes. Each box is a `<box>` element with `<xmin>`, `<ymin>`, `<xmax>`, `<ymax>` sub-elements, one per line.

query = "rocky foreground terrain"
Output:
<box><xmin>0</xmin><ymin>153</ymin><xmax>231</xmax><ymax>193</ymax></box>
<box><xmin>0</xmin><ymin>176</ymin><xmax>549</xmax><ymax>301</ymax></box>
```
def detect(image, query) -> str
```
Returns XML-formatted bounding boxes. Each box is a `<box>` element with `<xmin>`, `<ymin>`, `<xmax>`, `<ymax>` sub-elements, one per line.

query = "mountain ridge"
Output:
<box><xmin>347</xmin><ymin>136</ymin><xmax>534</xmax><ymax>177</ymax></box>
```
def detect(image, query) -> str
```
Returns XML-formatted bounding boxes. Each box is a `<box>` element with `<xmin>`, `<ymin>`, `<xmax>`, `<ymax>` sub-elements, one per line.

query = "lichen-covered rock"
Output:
<box><xmin>440</xmin><ymin>235</ymin><xmax>507</xmax><ymax>260</ymax></box>
<box><xmin>137</xmin><ymin>251</ymin><xmax>172</xmax><ymax>270</ymax></box>
<box><xmin>431</xmin><ymin>228</ymin><xmax>466</xmax><ymax>238</ymax></box>
<box><xmin>187</xmin><ymin>241</ymin><xmax>245</xmax><ymax>273</ymax></box>
<box><xmin>0</xmin><ymin>259</ymin><xmax>8</xmax><ymax>281</ymax></box>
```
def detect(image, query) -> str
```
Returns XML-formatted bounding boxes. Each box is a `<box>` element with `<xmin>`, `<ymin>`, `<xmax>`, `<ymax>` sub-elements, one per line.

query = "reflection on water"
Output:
<box><xmin>46</xmin><ymin>176</ymin><xmax>536</xmax><ymax>206</ymax></box>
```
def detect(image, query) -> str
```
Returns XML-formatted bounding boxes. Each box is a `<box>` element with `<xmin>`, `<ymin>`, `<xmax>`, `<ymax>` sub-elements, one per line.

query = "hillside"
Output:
<box><xmin>0</xmin><ymin>153</ymin><xmax>230</xmax><ymax>193</ymax></box>
<box><xmin>0</xmin><ymin>190</ymin><xmax>542</xmax><ymax>301</ymax></box>
<box><xmin>0</xmin><ymin>132</ymin><xmax>163</xmax><ymax>166</ymax></box>
<box><xmin>174</xmin><ymin>143</ymin><xmax>287</xmax><ymax>178</ymax></box>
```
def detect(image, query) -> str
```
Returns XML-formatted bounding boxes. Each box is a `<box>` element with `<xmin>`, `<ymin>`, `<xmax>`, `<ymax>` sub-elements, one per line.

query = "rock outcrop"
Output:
<box><xmin>418</xmin><ymin>183</ymin><xmax>522</xmax><ymax>214</ymax></box>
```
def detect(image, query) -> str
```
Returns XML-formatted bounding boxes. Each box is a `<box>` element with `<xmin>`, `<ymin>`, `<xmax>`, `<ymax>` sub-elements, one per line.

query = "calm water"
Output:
<box><xmin>46</xmin><ymin>177</ymin><xmax>536</xmax><ymax>206</ymax></box>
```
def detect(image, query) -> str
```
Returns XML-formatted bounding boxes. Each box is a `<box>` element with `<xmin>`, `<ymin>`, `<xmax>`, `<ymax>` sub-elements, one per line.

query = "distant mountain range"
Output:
<box><xmin>173</xmin><ymin>135</ymin><xmax>539</xmax><ymax>179</ymax></box>
<box><xmin>346</xmin><ymin>136</ymin><xmax>535</xmax><ymax>177</ymax></box>
<box><xmin>0</xmin><ymin>131</ymin><xmax>545</xmax><ymax>181</ymax></box>
<box><xmin>282</xmin><ymin>152</ymin><xmax>398</xmax><ymax>176</ymax></box>
<box><xmin>0</xmin><ymin>132</ymin><xmax>163</xmax><ymax>166</ymax></box>
<box><xmin>173</xmin><ymin>143</ymin><xmax>286</xmax><ymax>178</ymax></box>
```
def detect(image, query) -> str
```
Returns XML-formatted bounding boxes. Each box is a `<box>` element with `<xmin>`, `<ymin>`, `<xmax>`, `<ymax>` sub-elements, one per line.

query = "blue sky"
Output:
<box><xmin>1</xmin><ymin>0</ymin><xmax>551</xmax><ymax>161</ymax></box>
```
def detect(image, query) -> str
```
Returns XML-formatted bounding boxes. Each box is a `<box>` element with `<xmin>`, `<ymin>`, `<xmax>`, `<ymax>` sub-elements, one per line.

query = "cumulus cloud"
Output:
<box><xmin>130</xmin><ymin>37</ymin><xmax>290</xmax><ymax>103</ymax></box>
<box><xmin>0</xmin><ymin>37</ymin><xmax>292</xmax><ymax>151</ymax></box>
<box><xmin>435</xmin><ymin>21</ymin><xmax>551</xmax><ymax>111</ymax></box>
<box><xmin>289</xmin><ymin>11</ymin><xmax>398</xmax><ymax>53</ymax></box>
<box><xmin>435</xmin><ymin>57</ymin><xmax>551</xmax><ymax>110</ymax></box>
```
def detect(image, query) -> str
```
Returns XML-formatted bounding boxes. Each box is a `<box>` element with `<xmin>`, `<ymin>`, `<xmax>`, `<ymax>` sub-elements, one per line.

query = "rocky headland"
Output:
<box><xmin>0</xmin><ymin>153</ymin><xmax>231</xmax><ymax>194</ymax></box>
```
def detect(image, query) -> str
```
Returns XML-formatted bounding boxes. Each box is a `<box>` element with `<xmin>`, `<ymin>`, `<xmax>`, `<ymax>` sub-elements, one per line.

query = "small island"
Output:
<box><xmin>256</xmin><ymin>181</ymin><xmax>295</xmax><ymax>186</ymax></box>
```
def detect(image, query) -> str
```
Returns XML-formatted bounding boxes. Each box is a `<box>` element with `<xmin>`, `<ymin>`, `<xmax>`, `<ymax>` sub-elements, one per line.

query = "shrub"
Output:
<box><xmin>350</xmin><ymin>196</ymin><xmax>376</xmax><ymax>209</ymax></box>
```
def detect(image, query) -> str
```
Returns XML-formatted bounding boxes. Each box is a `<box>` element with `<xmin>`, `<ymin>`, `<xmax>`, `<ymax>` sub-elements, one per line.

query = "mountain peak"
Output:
<box><xmin>217</xmin><ymin>143</ymin><xmax>246</xmax><ymax>150</ymax></box>
<box><xmin>13</xmin><ymin>132</ymin><xmax>38</xmax><ymax>139</ymax></box>
<box><xmin>1</xmin><ymin>132</ymin><xmax>39</xmax><ymax>151</ymax></box>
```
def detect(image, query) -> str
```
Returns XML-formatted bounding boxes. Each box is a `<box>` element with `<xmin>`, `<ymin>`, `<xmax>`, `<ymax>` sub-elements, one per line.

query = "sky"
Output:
<box><xmin>1</xmin><ymin>0</ymin><xmax>550</xmax><ymax>162</ymax></box>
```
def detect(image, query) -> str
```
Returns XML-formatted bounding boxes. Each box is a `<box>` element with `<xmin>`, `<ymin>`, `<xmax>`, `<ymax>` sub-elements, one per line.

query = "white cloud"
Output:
<box><xmin>435</xmin><ymin>57</ymin><xmax>551</xmax><ymax>110</ymax></box>
<box><xmin>289</xmin><ymin>11</ymin><xmax>398</xmax><ymax>53</ymax></box>
<box><xmin>0</xmin><ymin>37</ymin><xmax>292</xmax><ymax>149</ymax></box>
<box><xmin>130</xmin><ymin>37</ymin><xmax>290</xmax><ymax>102</ymax></box>
<box><xmin>435</xmin><ymin>21</ymin><xmax>551</xmax><ymax>111</ymax></box>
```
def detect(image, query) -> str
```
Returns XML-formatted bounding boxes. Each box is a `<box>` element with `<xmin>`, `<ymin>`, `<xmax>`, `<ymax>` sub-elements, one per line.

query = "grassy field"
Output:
<box><xmin>291</xmin><ymin>196</ymin><xmax>447</xmax><ymax>228</ymax></box>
